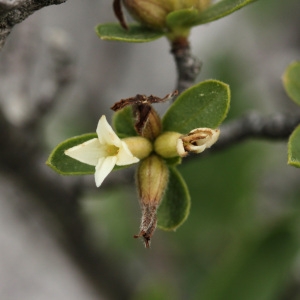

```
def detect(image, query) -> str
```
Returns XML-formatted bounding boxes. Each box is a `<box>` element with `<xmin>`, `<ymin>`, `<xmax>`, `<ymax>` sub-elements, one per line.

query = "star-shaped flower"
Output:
<box><xmin>65</xmin><ymin>115</ymin><xmax>139</xmax><ymax>187</ymax></box>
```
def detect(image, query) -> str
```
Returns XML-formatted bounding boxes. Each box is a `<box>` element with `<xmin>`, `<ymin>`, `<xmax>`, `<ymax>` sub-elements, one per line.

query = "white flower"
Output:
<box><xmin>65</xmin><ymin>115</ymin><xmax>139</xmax><ymax>187</ymax></box>
<box><xmin>176</xmin><ymin>128</ymin><xmax>220</xmax><ymax>157</ymax></box>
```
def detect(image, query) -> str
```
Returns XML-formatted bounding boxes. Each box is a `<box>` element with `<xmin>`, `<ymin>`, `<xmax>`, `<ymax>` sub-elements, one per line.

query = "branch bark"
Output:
<box><xmin>170</xmin><ymin>37</ymin><xmax>202</xmax><ymax>94</ymax></box>
<box><xmin>215</xmin><ymin>112</ymin><xmax>300</xmax><ymax>150</ymax></box>
<box><xmin>0</xmin><ymin>0</ymin><xmax>67</xmax><ymax>50</ymax></box>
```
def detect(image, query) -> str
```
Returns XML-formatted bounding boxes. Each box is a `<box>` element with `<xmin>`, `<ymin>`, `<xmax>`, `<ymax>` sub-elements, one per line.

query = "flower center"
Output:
<box><xmin>106</xmin><ymin>145</ymin><xmax>119</xmax><ymax>156</ymax></box>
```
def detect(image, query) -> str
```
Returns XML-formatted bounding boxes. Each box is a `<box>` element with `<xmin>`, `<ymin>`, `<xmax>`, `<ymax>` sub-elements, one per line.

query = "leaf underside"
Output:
<box><xmin>95</xmin><ymin>23</ymin><xmax>164</xmax><ymax>43</ymax></box>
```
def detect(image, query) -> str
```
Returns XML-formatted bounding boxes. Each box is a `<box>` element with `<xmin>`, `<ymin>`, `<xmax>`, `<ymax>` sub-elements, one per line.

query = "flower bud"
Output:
<box><xmin>134</xmin><ymin>104</ymin><xmax>162</xmax><ymax>140</ymax></box>
<box><xmin>177</xmin><ymin>128</ymin><xmax>220</xmax><ymax>157</ymax></box>
<box><xmin>154</xmin><ymin>131</ymin><xmax>182</xmax><ymax>158</ymax></box>
<box><xmin>123</xmin><ymin>0</ymin><xmax>170</xmax><ymax>29</ymax></box>
<box><xmin>135</xmin><ymin>154</ymin><xmax>169</xmax><ymax>247</ymax></box>
<box><xmin>122</xmin><ymin>0</ymin><xmax>211</xmax><ymax>30</ymax></box>
<box><xmin>122</xmin><ymin>136</ymin><xmax>153</xmax><ymax>159</ymax></box>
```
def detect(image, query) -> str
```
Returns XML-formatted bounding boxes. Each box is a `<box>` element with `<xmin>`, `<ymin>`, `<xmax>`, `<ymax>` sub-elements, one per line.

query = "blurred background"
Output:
<box><xmin>0</xmin><ymin>0</ymin><xmax>300</xmax><ymax>299</ymax></box>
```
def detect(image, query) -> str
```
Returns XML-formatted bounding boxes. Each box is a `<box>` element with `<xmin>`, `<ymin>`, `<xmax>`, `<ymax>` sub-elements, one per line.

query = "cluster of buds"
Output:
<box><xmin>114</xmin><ymin>92</ymin><xmax>219</xmax><ymax>247</ymax></box>
<box><xmin>65</xmin><ymin>91</ymin><xmax>219</xmax><ymax>247</ymax></box>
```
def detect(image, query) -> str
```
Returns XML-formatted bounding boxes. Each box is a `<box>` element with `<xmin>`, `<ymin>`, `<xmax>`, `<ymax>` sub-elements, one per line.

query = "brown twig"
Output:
<box><xmin>215</xmin><ymin>112</ymin><xmax>300</xmax><ymax>150</ymax></box>
<box><xmin>170</xmin><ymin>37</ymin><xmax>202</xmax><ymax>94</ymax></box>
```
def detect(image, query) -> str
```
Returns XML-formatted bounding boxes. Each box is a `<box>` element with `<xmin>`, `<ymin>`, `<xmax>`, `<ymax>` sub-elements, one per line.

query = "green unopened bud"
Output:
<box><xmin>122</xmin><ymin>0</ymin><xmax>211</xmax><ymax>30</ymax></box>
<box><xmin>122</xmin><ymin>136</ymin><xmax>153</xmax><ymax>159</ymax></box>
<box><xmin>154</xmin><ymin>131</ymin><xmax>182</xmax><ymax>158</ymax></box>
<box><xmin>134</xmin><ymin>154</ymin><xmax>169</xmax><ymax>247</ymax></box>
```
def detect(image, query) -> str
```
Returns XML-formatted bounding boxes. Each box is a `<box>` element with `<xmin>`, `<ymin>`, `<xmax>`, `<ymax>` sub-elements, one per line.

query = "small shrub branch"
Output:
<box><xmin>216</xmin><ymin>112</ymin><xmax>300</xmax><ymax>150</ymax></box>
<box><xmin>0</xmin><ymin>0</ymin><xmax>67</xmax><ymax>49</ymax></box>
<box><xmin>171</xmin><ymin>37</ymin><xmax>202</xmax><ymax>94</ymax></box>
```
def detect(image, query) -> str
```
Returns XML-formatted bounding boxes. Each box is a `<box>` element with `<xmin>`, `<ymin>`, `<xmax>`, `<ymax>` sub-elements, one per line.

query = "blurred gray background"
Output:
<box><xmin>1</xmin><ymin>0</ymin><xmax>300</xmax><ymax>299</ymax></box>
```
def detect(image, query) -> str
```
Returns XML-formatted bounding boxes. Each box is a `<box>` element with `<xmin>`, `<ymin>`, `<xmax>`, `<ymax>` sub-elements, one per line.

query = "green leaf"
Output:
<box><xmin>158</xmin><ymin>167</ymin><xmax>190</xmax><ymax>231</ymax></box>
<box><xmin>113</xmin><ymin>106</ymin><xmax>137</xmax><ymax>138</ymax></box>
<box><xmin>197</xmin><ymin>0</ymin><xmax>258</xmax><ymax>24</ymax></box>
<box><xmin>166</xmin><ymin>8</ymin><xmax>200</xmax><ymax>29</ymax></box>
<box><xmin>283</xmin><ymin>61</ymin><xmax>300</xmax><ymax>105</ymax></box>
<box><xmin>46</xmin><ymin>133</ymin><xmax>97</xmax><ymax>175</ymax></box>
<box><xmin>288</xmin><ymin>124</ymin><xmax>300</xmax><ymax>167</ymax></box>
<box><xmin>162</xmin><ymin>80</ymin><xmax>230</xmax><ymax>133</ymax></box>
<box><xmin>95</xmin><ymin>23</ymin><xmax>164</xmax><ymax>43</ymax></box>
<box><xmin>166</xmin><ymin>0</ymin><xmax>257</xmax><ymax>28</ymax></box>
<box><xmin>164</xmin><ymin>156</ymin><xmax>182</xmax><ymax>167</ymax></box>
<box><xmin>196</xmin><ymin>220</ymin><xmax>299</xmax><ymax>300</ymax></box>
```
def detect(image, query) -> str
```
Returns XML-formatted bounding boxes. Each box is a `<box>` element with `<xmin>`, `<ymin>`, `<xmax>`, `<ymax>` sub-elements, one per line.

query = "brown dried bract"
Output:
<box><xmin>113</xmin><ymin>0</ymin><xmax>128</xmax><ymax>30</ymax></box>
<box><xmin>133</xmin><ymin>104</ymin><xmax>152</xmax><ymax>135</ymax></box>
<box><xmin>111</xmin><ymin>90</ymin><xmax>178</xmax><ymax>111</ymax></box>
<box><xmin>133</xmin><ymin>204</ymin><xmax>158</xmax><ymax>248</ymax></box>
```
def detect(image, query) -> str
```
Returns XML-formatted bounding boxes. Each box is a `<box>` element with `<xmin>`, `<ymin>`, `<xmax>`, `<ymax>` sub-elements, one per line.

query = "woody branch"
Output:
<box><xmin>0</xmin><ymin>0</ymin><xmax>67</xmax><ymax>49</ymax></box>
<box><xmin>215</xmin><ymin>112</ymin><xmax>300</xmax><ymax>150</ymax></box>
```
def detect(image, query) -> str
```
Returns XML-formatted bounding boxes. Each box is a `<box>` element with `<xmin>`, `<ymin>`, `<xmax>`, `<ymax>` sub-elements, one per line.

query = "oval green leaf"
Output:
<box><xmin>283</xmin><ymin>61</ymin><xmax>300</xmax><ymax>106</ymax></box>
<box><xmin>167</xmin><ymin>0</ymin><xmax>257</xmax><ymax>28</ymax></box>
<box><xmin>162</xmin><ymin>80</ymin><xmax>230</xmax><ymax>133</ymax></box>
<box><xmin>157</xmin><ymin>167</ymin><xmax>190</xmax><ymax>231</ymax></box>
<box><xmin>288</xmin><ymin>124</ymin><xmax>300</xmax><ymax>167</ymax></box>
<box><xmin>113</xmin><ymin>106</ymin><xmax>137</xmax><ymax>138</ymax></box>
<box><xmin>46</xmin><ymin>133</ymin><xmax>97</xmax><ymax>175</ymax></box>
<box><xmin>95</xmin><ymin>23</ymin><xmax>164</xmax><ymax>43</ymax></box>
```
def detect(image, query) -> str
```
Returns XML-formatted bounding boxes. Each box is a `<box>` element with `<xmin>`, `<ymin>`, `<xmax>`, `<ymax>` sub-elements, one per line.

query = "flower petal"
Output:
<box><xmin>97</xmin><ymin>115</ymin><xmax>121</xmax><ymax>147</ymax></box>
<box><xmin>95</xmin><ymin>156</ymin><xmax>117</xmax><ymax>187</ymax></box>
<box><xmin>204</xmin><ymin>129</ymin><xmax>220</xmax><ymax>148</ymax></box>
<box><xmin>116</xmin><ymin>141</ymin><xmax>139</xmax><ymax>166</ymax></box>
<box><xmin>176</xmin><ymin>139</ymin><xmax>187</xmax><ymax>157</ymax></box>
<box><xmin>65</xmin><ymin>138</ymin><xmax>105</xmax><ymax>166</ymax></box>
<box><xmin>189</xmin><ymin>144</ymin><xmax>206</xmax><ymax>153</ymax></box>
